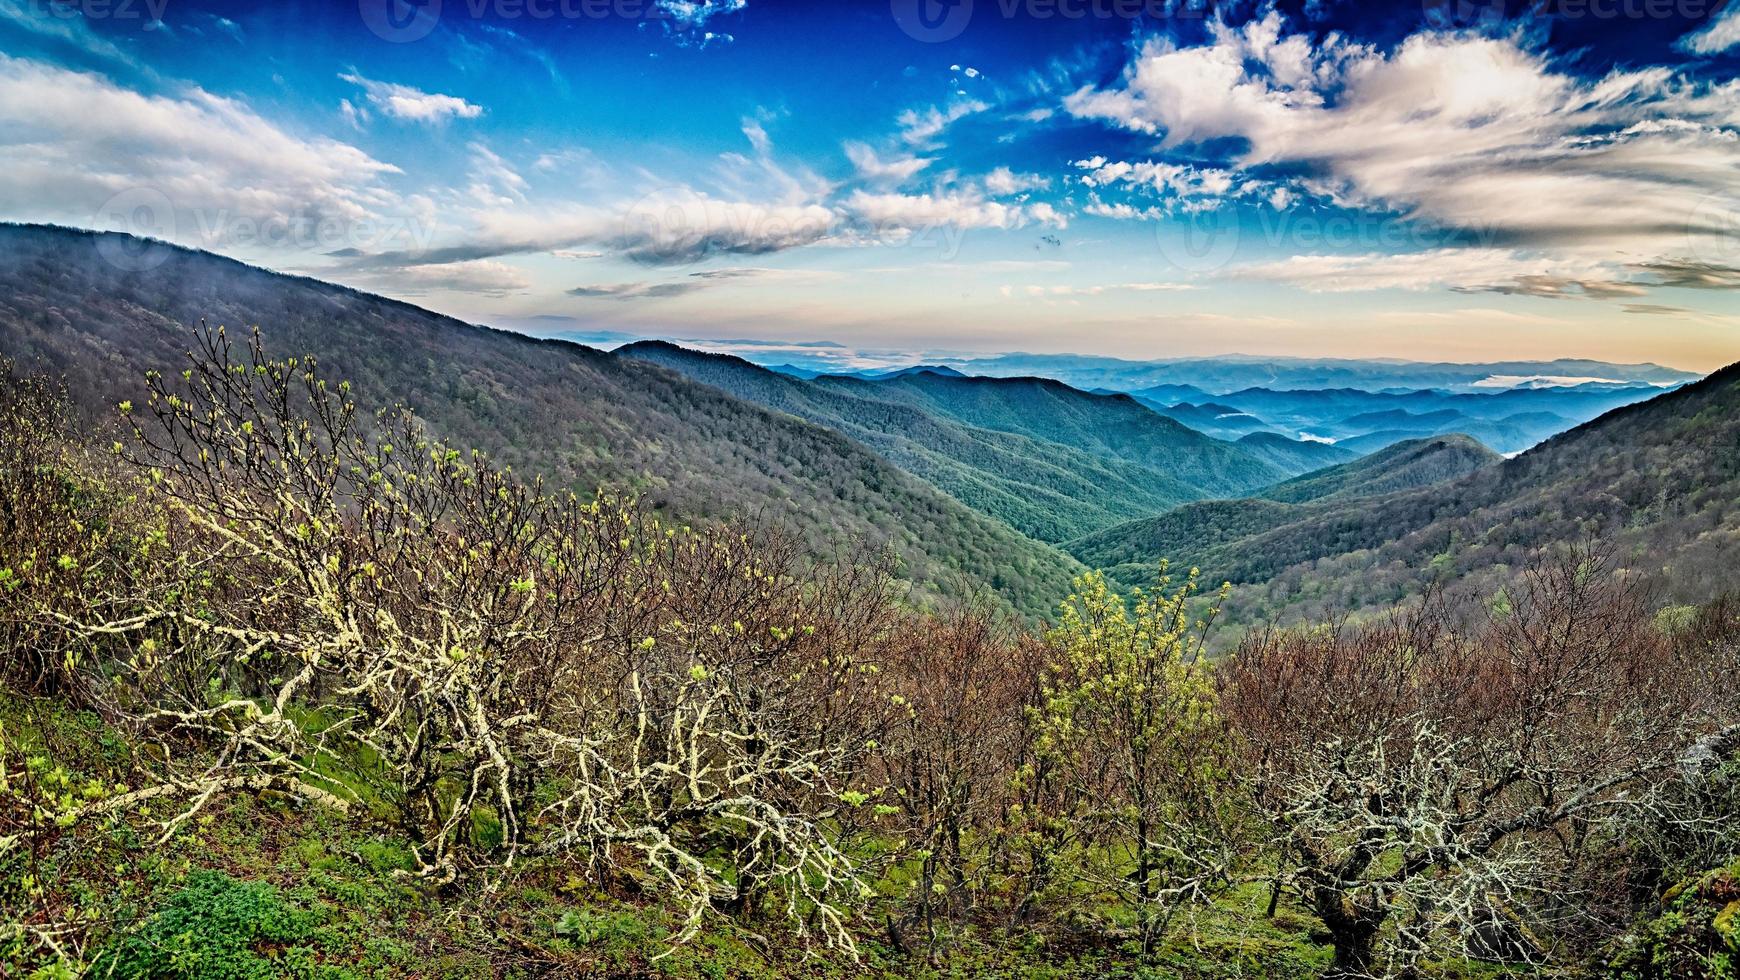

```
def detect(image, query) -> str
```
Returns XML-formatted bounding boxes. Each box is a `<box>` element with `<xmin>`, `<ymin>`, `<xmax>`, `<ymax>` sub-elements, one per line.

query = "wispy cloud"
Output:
<box><xmin>897</xmin><ymin>98</ymin><xmax>989</xmax><ymax>148</ymax></box>
<box><xmin>843</xmin><ymin>142</ymin><xmax>932</xmax><ymax>185</ymax></box>
<box><xmin>1678</xmin><ymin>3</ymin><xmax>1740</xmax><ymax>54</ymax></box>
<box><xmin>340</xmin><ymin>72</ymin><xmax>483</xmax><ymax>124</ymax></box>
<box><xmin>569</xmin><ymin>266</ymin><xmax>822</xmax><ymax>301</ymax></box>
<box><xmin>0</xmin><ymin>55</ymin><xmax>404</xmax><ymax>245</ymax></box>
<box><xmin>0</xmin><ymin>1</ymin><xmax>147</xmax><ymax>67</ymax></box>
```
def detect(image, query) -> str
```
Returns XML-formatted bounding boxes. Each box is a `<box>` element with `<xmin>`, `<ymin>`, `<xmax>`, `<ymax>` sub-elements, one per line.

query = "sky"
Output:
<box><xmin>4</xmin><ymin>0</ymin><xmax>1740</xmax><ymax>370</ymax></box>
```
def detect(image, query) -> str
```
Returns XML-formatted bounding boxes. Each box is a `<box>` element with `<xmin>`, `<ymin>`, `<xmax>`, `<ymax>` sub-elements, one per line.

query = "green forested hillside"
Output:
<box><xmin>1257</xmin><ymin>435</ymin><xmax>1500</xmax><ymax>504</ymax></box>
<box><xmin>1234</xmin><ymin>431</ymin><xmax>1358</xmax><ymax>475</ymax></box>
<box><xmin>1064</xmin><ymin>435</ymin><xmax>1500</xmax><ymax>589</ymax></box>
<box><xmin>1065</xmin><ymin>498</ymin><xmax>1304</xmax><ymax>591</ymax></box>
<box><xmin>809</xmin><ymin>370</ymin><xmax>1294</xmax><ymax>494</ymax></box>
<box><xmin>0</xmin><ymin>224</ymin><xmax>1081</xmax><ymax>616</ymax></box>
<box><xmin>1077</xmin><ymin>371</ymin><xmax>1740</xmax><ymax>627</ymax></box>
<box><xmin>617</xmin><ymin>341</ymin><xmax>1209</xmax><ymax>542</ymax></box>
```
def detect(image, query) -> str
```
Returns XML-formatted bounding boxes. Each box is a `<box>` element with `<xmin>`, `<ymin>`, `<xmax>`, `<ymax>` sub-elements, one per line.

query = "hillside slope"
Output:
<box><xmin>1064</xmin><ymin>435</ymin><xmax>1498</xmax><ymax>581</ymax></box>
<box><xmin>1258</xmin><ymin>435</ymin><xmax>1500</xmax><ymax>504</ymax></box>
<box><xmin>1235</xmin><ymin>432</ymin><xmax>1359</xmax><ymax>476</ymax></box>
<box><xmin>0</xmin><ymin>224</ymin><xmax>1082</xmax><ymax>616</ymax></box>
<box><xmin>1083</xmin><ymin>369</ymin><xmax>1739</xmax><ymax>626</ymax></box>
<box><xmin>811</xmin><ymin>371</ymin><xmax>1292</xmax><ymax>495</ymax></box>
<box><xmin>615</xmin><ymin>342</ymin><xmax>1200</xmax><ymax>542</ymax></box>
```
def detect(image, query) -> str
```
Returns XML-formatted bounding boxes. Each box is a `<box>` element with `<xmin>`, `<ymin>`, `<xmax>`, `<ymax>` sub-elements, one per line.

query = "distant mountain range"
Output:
<box><xmin>937</xmin><ymin>352</ymin><xmax>1698</xmax><ymax>396</ymax></box>
<box><xmin>616</xmin><ymin>342</ymin><xmax>1325</xmax><ymax>545</ymax></box>
<box><xmin>4</xmin><ymin>223</ymin><xmax>1733</xmax><ymax>636</ymax></box>
<box><xmin>563</xmin><ymin>330</ymin><xmax>1690</xmax><ymax>456</ymax></box>
<box><xmin>1131</xmin><ymin>384</ymin><xmax>1672</xmax><ymax>454</ymax></box>
<box><xmin>538</xmin><ymin>330</ymin><xmax>1701</xmax><ymax>396</ymax></box>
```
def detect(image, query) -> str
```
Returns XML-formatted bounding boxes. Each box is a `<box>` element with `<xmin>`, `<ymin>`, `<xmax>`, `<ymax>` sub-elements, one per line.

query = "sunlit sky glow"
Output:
<box><xmin>5</xmin><ymin>0</ymin><xmax>1740</xmax><ymax>369</ymax></box>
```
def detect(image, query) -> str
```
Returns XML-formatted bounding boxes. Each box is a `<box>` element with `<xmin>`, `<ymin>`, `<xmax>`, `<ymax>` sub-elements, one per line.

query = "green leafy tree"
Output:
<box><xmin>1029</xmin><ymin>564</ymin><xmax>1241</xmax><ymax>953</ymax></box>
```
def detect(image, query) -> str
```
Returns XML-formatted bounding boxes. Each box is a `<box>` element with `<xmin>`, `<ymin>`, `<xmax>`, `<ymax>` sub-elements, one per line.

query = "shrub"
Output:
<box><xmin>94</xmin><ymin>871</ymin><xmax>347</xmax><ymax>980</ymax></box>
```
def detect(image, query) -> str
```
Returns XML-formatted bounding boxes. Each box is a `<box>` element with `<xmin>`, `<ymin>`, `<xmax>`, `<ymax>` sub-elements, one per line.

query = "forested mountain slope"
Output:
<box><xmin>0</xmin><ymin>224</ymin><xmax>1082</xmax><ymax>616</ymax></box>
<box><xmin>1064</xmin><ymin>435</ymin><xmax>1500</xmax><ymax>585</ymax></box>
<box><xmin>1079</xmin><ymin>369</ymin><xmax>1740</xmax><ymax>626</ymax></box>
<box><xmin>616</xmin><ymin>341</ymin><xmax>1201</xmax><ymax>542</ymax></box>
<box><xmin>809</xmin><ymin>370</ymin><xmax>1294</xmax><ymax>493</ymax></box>
<box><xmin>1235</xmin><ymin>432</ymin><xmax>1359</xmax><ymax>475</ymax></box>
<box><xmin>1258</xmin><ymin>435</ymin><xmax>1500</xmax><ymax>504</ymax></box>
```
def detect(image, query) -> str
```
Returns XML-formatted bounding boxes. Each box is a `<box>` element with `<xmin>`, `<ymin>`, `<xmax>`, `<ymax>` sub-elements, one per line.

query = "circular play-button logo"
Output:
<box><xmin>892</xmin><ymin>0</ymin><xmax>973</xmax><ymax>43</ymax></box>
<box><xmin>93</xmin><ymin>186</ymin><xmax>178</xmax><ymax>272</ymax></box>
<box><xmin>361</xmin><ymin>0</ymin><xmax>441</xmax><ymax>43</ymax></box>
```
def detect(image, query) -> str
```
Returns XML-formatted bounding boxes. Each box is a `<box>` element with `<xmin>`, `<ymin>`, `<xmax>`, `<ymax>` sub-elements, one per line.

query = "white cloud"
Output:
<box><xmin>206</xmin><ymin>15</ymin><xmax>245</xmax><ymax>43</ymax></box>
<box><xmin>897</xmin><ymin>99</ymin><xmax>989</xmax><ymax>147</ymax></box>
<box><xmin>432</xmin><ymin>193</ymin><xmax>841</xmax><ymax>266</ymax></box>
<box><xmin>466</xmin><ymin>142</ymin><xmax>528</xmax><ymax>206</ymax></box>
<box><xmin>843</xmin><ymin>142</ymin><xmax>932</xmax><ymax>185</ymax></box>
<box><xmin>650</xmin><ymin>0</ymin><xmax>746</xmax><ymax>46</ymax></box>
<box><xmin>846</xmin><ymin>189</ymin><xmax>1067</xmax><ymax>235</ymax></box>
<box><xmin>1067</xmin><ymin>11</ymin><xmax>1740</xmax><ymax>286</ymax></box>
<box><xmin>1077</xmin><ymin>158</ymin><xmax>1230</xmax><ymax>196</ymax></box>
<box><xmin>1678</xmin><ymin>3</ymin><xmax>1740</xmax><ymax>54</ymax></box>
<box><xmin>340</xmin><ymin>72</ymin><xmax>483</xmax><ymax>124</ymax></box>
<box><xmin>741</xmin><ymin>115</ymin><xmax>772</xmax><ymax>156</ymax></box>
<box><xmin>353</xmin><ymin>258</ymin><xmax>531</xmax><ymax>296</ymax></box>
<box><xmin>984</xmin><ymin>166</ymin><xmax>1048</xmax><ymax>196</ymax></box>
<box><xmin>339</xmin><ymin>98</ymin><xmax>367</xmax><ymax>130</ymax></box>
<box><xmin>1082</xmin><ymin>200</ymin><xmax>1165</xmax><ymax>221</ymax></box>
<box><xmin>1228</xmin><ymin>248</ymin><xmax>1622</xmax><ymax>294</ymax></box>
<box><xmin>0</xmin><ymin>55</ymin><xmax>405</xmax><ymax>250</ymax></box>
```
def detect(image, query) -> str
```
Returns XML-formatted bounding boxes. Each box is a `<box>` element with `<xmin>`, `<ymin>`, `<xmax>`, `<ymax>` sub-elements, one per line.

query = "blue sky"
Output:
<box><xmin>4</xmin><ymin>0</ymin><xmax>1740</xmax><ymax>369</ymax></box>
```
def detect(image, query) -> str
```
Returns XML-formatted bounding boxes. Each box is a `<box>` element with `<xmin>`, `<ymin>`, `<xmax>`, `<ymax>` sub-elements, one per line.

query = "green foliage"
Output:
<box><xmin>1026</xmin><ymin>567</ymin><xmax>1240</xmax><ymax>951</ymax></box>
<box><xmin>1609</xmin><ymin>860</ymin><xmax>1740</xmax><ymax>980</ymax></box>
<box><xmin>95</xmin><ymin>871</ymin><xmax>352</xmax><ymax>980</ymax></box>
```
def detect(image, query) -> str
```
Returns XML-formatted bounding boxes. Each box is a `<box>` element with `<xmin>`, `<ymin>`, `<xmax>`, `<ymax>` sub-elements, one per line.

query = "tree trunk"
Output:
<box><xmin>1327</xmin><ymin>929</ymin><xmax>1377</xmax><ymax>979</ymax></box>
<box><xmin>1314</xmin><ymin>887</ymin><xmax>1384</xmax><ymax>979</ymax></box>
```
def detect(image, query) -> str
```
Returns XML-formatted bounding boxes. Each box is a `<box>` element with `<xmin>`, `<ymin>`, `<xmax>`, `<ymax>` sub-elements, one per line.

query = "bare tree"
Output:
<box><xmin>42</xmin><ymin>324</ymin><xmax>899</xmax><ymax>951</ymax></box>
<box><xmin>872</xmin><ymin>603</ymin><xmax>1034</xmax><ymax>953</ymax></box>
<box><xmin>1221</xmin><ymin>551</ymin><xmax>1710</xmax><ymax>977</ymax></box>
